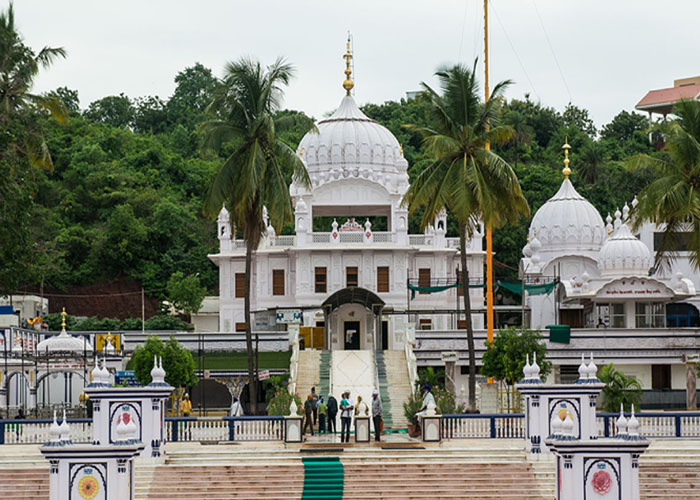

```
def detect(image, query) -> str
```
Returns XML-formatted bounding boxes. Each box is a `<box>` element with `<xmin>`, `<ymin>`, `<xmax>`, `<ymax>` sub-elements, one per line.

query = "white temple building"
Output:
<box><xmin>522</xmin><ymin>142</ymin><xmax>699</xmax><ymax>331</ymax></box>
<box><xmin>209</xmin><ymin>48</ymin><xmax>484</xmax><ymax>351</ymax></box>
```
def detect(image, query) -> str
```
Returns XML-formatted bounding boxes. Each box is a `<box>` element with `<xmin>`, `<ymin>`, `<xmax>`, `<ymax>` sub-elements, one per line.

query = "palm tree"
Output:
<box><xmin>577</xmin><ymin>141</ymin><xmax>605</xmax><ymax>185</ymax></box>
<box><xmin>0</xmin><ymin>2</ymin><xmax>68</xmax><ymax>170</ymax></box>
<box><xmin>402</xmin><ymin>62</ymin><xmax>529</xmax><ymax>412</ymax></box>
<box><xmin>200</xmin><ymin>57</ymin><xmax>312</xmax><ymax>413</ymax></box>
<box><xmin>631</xmin><ymin>99</ymin><xmax>700</xmax><ymax>271</ymax></box>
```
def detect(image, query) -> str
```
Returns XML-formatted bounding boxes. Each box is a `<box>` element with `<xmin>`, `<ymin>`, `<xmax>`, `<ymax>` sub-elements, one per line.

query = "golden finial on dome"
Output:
<box><xmin>61</xmin><ymin>307</ymin><xmax>67</xmax><ymax>331</ymax></box>
<box><xmin>562</xmin><ymin>138</ymin><xmax>572</xmax><ymax>180</ymax></box>
<box><xmin>342</xmin><ymin>34</ymin><xmax>354</xmax><ymax>96</ymax></box>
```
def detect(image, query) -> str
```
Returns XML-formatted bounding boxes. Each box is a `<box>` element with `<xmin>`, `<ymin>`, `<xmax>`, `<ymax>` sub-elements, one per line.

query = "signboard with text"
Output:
<box><xmin>276</xmin><ymin>309</ymin><xmax>302</xmax><ymax>324</ymax></box>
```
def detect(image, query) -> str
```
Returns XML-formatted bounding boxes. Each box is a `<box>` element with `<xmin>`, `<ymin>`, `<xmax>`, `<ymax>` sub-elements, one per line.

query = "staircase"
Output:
<box><xmin>0</xmin><ymin>444</ymin><xmax>48</xmax><ymax>500</ymax></box>
<box><xmin>331</xmin><ymin>351</ymin><xmax>376</xmax><ymax>409</ymax></box>
<box><xmin>318</xmin><ymin>350</ymin><xmax>332</xmax><ymax>399</ymax></box>
<box><xmin>639</xmin><ymin>439</ymin><xmax>700</xmax><ymax>499</ymax></box>
<box><xmin>296</xmin><ymin>349</ymin><xmax>321</xmax><ymax>399</ymax></box>
<box><xmin>375</xmin><ymin>350</ymin><xmax>413</xmax><ymax>429</ymax></box>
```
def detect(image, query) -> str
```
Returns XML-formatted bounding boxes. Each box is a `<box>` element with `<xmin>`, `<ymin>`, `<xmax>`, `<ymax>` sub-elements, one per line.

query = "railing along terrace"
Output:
<box><xmin>0</xmin><ymin>418</ymin><xmax>92</xmax><ymax>445</ymax></box>
<box><xmin>4</xmin><ymin>412</ymin><xmax>700</xmax><ymax>444</ymax></box>
<box><xmin>166</xmin><ymin>416</ymin><xmax>284</xmax><ymax>442</ymax></box>
<box><xmin>442</xmin><ymin>413</ymin><xmax>526</xmax><ymax>439</ymax></box>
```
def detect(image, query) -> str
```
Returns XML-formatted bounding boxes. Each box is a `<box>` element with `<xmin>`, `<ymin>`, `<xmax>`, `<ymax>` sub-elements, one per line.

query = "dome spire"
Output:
<box><xmin>342</xmin><ymin>33</ymin><xmax>354</xmax><ymax>96</ymax></box>
<box><xmin>61</xmin><ymin>307</ymin><xmax>67</xmax><ymax>332</ymax></box>
<box><xmin>562</xmin><ymin>138</ymin><xmax>571</xmax><ymax>180</ymax></box>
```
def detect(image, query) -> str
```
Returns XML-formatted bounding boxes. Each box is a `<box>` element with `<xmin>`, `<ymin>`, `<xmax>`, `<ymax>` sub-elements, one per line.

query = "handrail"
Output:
<box><xmin>288</xmin><ymin>328</ymin><xmax>300</xmax><ymax>396</ymax></box>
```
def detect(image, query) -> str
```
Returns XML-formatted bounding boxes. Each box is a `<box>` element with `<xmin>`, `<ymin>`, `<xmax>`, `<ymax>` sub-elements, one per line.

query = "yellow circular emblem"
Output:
<box><xmin>78</xmin><ymin>475</ymin><xmax>99</xmax><ymax>499</ymax></box>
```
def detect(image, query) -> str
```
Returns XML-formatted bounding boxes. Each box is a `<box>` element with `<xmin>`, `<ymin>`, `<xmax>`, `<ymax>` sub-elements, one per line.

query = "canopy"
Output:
<box><xmin>408</xmin><ymin>282</ymin><xmax>485</xmax><ymax>300</ymax></box>
<box><xmin>497</xmin><ymin>280</ymin><xmax>557</xmax><ymax>296</ymax></box>
<box><xmin>322</xmin><ymin>287</ymin><xmax>385</xmax><ymax>312</ymax></box>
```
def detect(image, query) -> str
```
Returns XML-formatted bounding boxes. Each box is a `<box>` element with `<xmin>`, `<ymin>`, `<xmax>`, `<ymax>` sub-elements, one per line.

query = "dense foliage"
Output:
<box><xmin>131</xmin><ymin>334</ymin><xmax>198</xmax><ymax>388</ymax></box>
<box><xmin>598</xmin><ymin>363</ymin><xmax>642</xmax><ymax>412</ymax></box>
<box><xmin>481</xmin><ymin>327</ymin><xmax>551</xmax><ymax>385</ymax></box>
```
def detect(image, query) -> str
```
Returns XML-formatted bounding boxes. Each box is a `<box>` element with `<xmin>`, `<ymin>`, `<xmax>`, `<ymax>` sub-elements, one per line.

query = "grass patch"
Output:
<box><xmin>198</xmin><ymin>351</ymin><xmax>291</xmax><ymax>370</ymax></box>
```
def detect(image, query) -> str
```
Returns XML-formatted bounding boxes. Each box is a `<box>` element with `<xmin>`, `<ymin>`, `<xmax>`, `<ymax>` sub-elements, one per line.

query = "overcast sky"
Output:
<box><xmin>9</xmin><ymin>1</ymin><xmax>700</xmax><ymax>129</ymax></box>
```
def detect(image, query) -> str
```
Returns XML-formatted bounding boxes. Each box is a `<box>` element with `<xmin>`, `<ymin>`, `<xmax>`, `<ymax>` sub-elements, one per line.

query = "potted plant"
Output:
<box><xmin>403</xmin><ymin>391</ymin><xmax>423</xmax><ymax>437</ymax></box>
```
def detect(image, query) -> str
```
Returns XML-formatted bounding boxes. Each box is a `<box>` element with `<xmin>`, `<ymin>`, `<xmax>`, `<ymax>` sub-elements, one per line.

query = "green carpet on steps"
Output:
<box><xmin>301</xmin><ymin>456</ymin><xmax>344</xmax><ymax>499</ymax></box>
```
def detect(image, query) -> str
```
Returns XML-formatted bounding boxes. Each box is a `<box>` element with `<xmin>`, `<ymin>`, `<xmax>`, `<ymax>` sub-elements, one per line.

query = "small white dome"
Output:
<box><xmin>529</xmin><ymin>179</ymin><xmax>606</xmax><ymax>253</ymax></box>
<box><xmin>37</xmin><ymin>330</ymin><xmax>92</xmax><ymax>353</ymax></box>
<box><xmin>598</xmin><ymin>223</ymin><xmax>651</xmax><ymax>277</ymax></box>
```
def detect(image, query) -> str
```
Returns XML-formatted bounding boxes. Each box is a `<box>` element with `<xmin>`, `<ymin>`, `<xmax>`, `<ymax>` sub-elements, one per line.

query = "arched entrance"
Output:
<box><xmin>322</xmin><ymin>287</ymin><xmax>385</xmax><ymax>350</ymax></box>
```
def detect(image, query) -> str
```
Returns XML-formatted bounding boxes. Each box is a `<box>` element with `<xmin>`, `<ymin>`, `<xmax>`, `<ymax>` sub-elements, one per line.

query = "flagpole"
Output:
<box><xmin>484</xmin><ymin>0</ymin><xmax>495</xmax><ymax>384</ymax></box>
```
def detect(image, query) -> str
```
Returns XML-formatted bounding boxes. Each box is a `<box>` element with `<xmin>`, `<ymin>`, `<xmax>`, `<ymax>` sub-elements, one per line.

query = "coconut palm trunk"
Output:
<box><xmin>459</xmin><ymin>222</ymin><xmax>477</xmax><ymax>412</ymax></box>
<box><xmin>243</xmin><ymin>223</ymin><xmax>257</xmax><ymax>414</ymax></box>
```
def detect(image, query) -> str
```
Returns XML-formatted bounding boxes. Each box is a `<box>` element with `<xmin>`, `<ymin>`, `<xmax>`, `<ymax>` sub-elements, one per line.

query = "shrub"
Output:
<box><xmin>599</xmin><ymin>363</ymin><xmax>642</xmax><ymax>412</ymax></box>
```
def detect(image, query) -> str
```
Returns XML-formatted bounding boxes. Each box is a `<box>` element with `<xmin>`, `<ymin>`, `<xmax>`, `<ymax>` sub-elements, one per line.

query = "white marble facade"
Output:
<box><xmin>209</xmin><ymin>93</ymin><xmax>484</xmax><ymax>349</ymax></box>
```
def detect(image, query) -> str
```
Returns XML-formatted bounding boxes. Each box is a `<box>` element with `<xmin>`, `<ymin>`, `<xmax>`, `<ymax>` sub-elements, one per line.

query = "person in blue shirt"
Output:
<box><xmin>339</xmin><ymin>390</ymin><xmax>354</xmax><ymax>443</ymax></box>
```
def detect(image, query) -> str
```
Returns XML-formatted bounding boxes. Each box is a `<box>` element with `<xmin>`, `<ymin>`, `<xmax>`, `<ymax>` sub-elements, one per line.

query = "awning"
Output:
<box><xmin>321</xmin><ymin>287</ymin><xmax>385</xmax><ymax>312</ymax></box>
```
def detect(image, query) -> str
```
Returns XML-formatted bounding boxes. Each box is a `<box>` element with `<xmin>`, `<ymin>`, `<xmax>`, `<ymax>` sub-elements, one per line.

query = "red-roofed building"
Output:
<box><xmin>636</xmin><ymin>76</ymin><xmax>700</xmax><ymax>117</ymax></box>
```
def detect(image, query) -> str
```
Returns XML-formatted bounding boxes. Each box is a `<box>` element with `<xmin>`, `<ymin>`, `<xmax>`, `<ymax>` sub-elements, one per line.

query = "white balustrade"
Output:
<box><xmin>273</xmin><ymin>235</ymin><xmax>296</xmax><ymax>247</ymax></box>
<box><xmin>3</xmin><ymin>420</ymin><xmax>92</xmax><ymax>444</ymax></box>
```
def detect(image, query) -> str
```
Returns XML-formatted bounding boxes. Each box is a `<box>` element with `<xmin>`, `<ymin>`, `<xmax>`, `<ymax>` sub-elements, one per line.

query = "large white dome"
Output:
<box><xmin>529</xmin><ymin>179</ymin><xmax>606</xmax><ymax>253</ymax></box>
<box><xmin>295</xmin><ymin>96</ymin><xmax>409</xmax><ymax>195</ymax></box>
<box><xmin>598</xmin><ymin>222</ymin><xmax>652</xmax><ymax>277</ymax></box>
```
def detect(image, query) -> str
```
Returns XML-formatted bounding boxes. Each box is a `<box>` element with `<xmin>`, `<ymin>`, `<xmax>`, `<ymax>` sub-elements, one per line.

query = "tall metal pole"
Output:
<box><xmin>484</xmin><ymin>0</ymin><xmax>495</xmax><ymax>384</ymax></box>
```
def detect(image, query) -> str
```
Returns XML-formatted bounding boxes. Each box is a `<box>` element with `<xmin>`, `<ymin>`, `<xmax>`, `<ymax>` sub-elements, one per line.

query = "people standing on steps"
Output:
<box><xmin>327</xmin><ymin>394</ymin><xmax>338</xmax><ymax>434</ymax></box>
<box><xmin>311</xmin><ymin>387</ymin><xmax>319</xmax><ymax>425</ymax></box>
<box><xmin>372</xmin><ymin>389</ymin><xmax>383</xmax><ymax>442</ymax></box>
<box><xmin>340</xmin><ymin>390</ymin><xmax>354</xmax><ymax>443</ymax></box>
<box><xmin>317</xmin><ymin>397</ymin><xmax>327</xmax><ymax>434</ymax></box>
<box><xmin>303</xmin><ymin>394</ymin><xmax>315</xmax><ymax>436</ymax></box>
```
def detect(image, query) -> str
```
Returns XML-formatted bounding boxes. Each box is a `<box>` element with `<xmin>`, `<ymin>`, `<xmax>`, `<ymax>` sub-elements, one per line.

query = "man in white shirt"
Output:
<box><xmin>416</xmin><ymin>384</ymin><xmax>436</xmax><ymax>419</ymax></box>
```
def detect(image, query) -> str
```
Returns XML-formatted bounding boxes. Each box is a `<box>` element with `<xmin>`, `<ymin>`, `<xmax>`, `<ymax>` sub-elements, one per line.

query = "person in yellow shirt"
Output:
<box><xmin>181</xmin><ymin>394</ymin><xmax>192</xmax><ymax>416</ymax></box>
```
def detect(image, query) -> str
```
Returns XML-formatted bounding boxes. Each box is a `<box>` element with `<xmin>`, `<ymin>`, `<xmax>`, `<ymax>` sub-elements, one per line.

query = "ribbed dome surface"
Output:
<box><xmin>37</xmin><ymin>330</ymin><xmax>92</xmax><ymax>353</ymax></box>
<box><xmin>298</xmin><ymin>96</ymin><xmax>402</xmax><ymax>172</ymax></box>
<box><xmin>529</xmin><ymin>179</ymin><xmax>606</xmax><ymax>252</ymax></box>
<box><xmin>598</xmin><ymin>223</ymin><xmax>652</xmax><ymax>277</ymax></box>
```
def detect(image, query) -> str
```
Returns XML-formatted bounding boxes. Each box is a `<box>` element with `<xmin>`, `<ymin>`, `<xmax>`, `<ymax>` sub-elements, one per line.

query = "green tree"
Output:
<box><xmin>199</xmin><ymin>57</ymin><xmax>312</xmax><ymax>413</ymax></box>
<box><xmin>481</xmin><ymin>327</ymin><xmax>551</xmax><ymax>412</ymax></box>
<box><xmin>402</xmin><ymin>61</ymin><xmax>529</xmax><ymax>411</ymax></box>
<box><xmin>631</xmin><ymin>99</ymin><xmax>700</xmax><ymax>271</ymax></box>
<box><xmin>84</xmin><ymin>93</ymin><xmax>134</xmax><ymax>128</ymax></box>
<box><xmin>562</xmin><ymin>104</ymin><xmax>596</xmax><ymax>138</ymax></box>
<box><xmin>598</xmin><ymin>363</ymin><xmax>642</xmax><ymax>413</ymax></box>
<box><xmin>167</xmin><ymin>63</ymin><xmax>219</xmax><ymax>131</ymax></box>
<box><xmin>131</xmin><ymin>334</ymin><xmax>197</xmax><ymax>388</ymax></box>
<box><xmin>166</xmin><ymin>271</ymin><xmax>206</xmax><ymax>316</ymax></box>
<box><xmin>0</xmin><ymin>3</ymin><xmax>67</xmax><ymax>294</ymax></box>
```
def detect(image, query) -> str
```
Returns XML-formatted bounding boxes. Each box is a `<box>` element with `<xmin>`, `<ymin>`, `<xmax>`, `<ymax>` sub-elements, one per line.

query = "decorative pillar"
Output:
<box><xmin>516</xmin><ymin>353</ymin><xmax>604</xmax><ymax>454</ymax></box>
<box><xmin>41</xmin><ymin>412</ymin><xmax>144</xmax><ymax>500</ymax></box>
<box><xmin>363</xmin><ymin>219</ymin><xmax>373</xmax><ymax>244</ymax></box>
<box><xmin>420</xmin><ymin>400</ymin><xmax>442</xmax><ymax>442</ymax></box>
<box><xmin>284</xmin><ymin>399</ymin><xmax>303</xmax><ymax>443</ymax></box>
<box><xmin>684</xmin><ymin>354</ymin><xmax>698</xmax><ymax>410</ymax></box>
<box><xmin>547</xmin><ymin>406</ymin><xmax>650</xmax><ymax>500</ymax></box>
<box><xmin>85</xmin><ymin>356</ymin><xmax>172</xmax><ymax>457</ymax></box>
<box><xmin>442</xmin><ymin>352</ymin><xmax>457</xmax><ymax>395</ymax></box>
